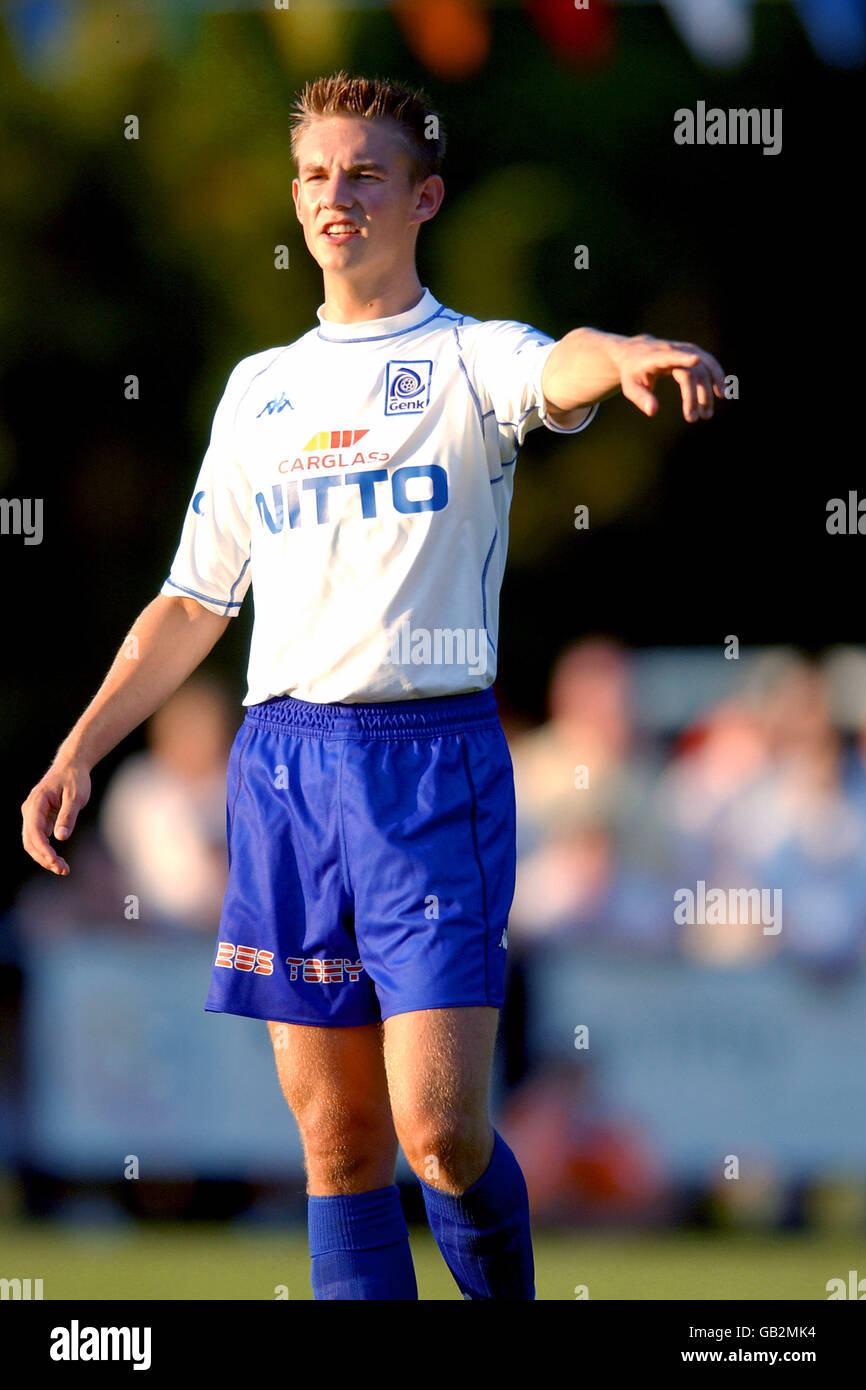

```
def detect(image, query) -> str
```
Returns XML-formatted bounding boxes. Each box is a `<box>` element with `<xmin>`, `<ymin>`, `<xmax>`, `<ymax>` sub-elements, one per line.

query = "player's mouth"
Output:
<box><xmin>321</xmin><ymin>222</ymin><xmax>361</xmax><ymax>243</ymax></box>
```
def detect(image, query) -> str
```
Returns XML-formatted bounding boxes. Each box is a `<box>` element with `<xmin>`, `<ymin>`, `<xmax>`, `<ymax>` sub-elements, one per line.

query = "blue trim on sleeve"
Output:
<box><xmin>163</xmin><ymin>577</ymin><xmax>243</xmax><ymax>614</ymax></box>
<box><xmin>227</xmin><ymin>555</ymin><xmax>250</xmax><ymax>606</ymax></box>
<box><xmin>541</xmin><ymin>399</ymin><xmax>599</xmax><ymax>435</ymax></box>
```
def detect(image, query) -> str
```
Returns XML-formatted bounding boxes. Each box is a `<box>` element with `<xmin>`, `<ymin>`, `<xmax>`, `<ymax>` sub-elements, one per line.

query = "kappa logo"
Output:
<box><xmin>286</xmin><ymin>957</ymin><xmax>366</xmax><ymax>984</ymax></box>
<box><xmin>257</xmin><ymin>392</ymin><xmax>294</xmax><ymax>417</ymax></box>
<box><xmin>215</xmin><ymin>942</ymin><xmax>274</xmax><ymax>975</ymax></box>
<box><xmin>385</xmin><ymin>360</ymin><xmax>432</xmax><ymax>415</ymax></box>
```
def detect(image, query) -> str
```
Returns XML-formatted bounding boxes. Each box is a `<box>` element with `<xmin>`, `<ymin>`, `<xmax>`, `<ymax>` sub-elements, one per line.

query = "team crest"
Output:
<box><xmin>384</xmin><ymin>360</ymin><xmax>432</xmax><ymax>415</ymax></box>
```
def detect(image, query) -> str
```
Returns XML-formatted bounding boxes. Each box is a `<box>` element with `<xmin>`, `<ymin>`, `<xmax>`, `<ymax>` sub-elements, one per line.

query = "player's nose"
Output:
<box><xmin>320</xmin><ymin>172</ymin><xmax>355</xmax><ymax>209</ymax></box>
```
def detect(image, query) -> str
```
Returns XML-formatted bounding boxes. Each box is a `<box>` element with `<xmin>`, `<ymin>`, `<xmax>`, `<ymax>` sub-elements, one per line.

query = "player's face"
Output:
<box><xmin>292</xmin><ymin>116</ymin><xmax>441</xmax><ymax>279</ymax></box>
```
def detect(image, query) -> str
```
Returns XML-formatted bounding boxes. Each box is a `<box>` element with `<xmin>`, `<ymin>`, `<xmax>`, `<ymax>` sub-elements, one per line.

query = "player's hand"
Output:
<box><xmin>613</xmin><ymin>333</ymin><xmax>725</xmax><ymax>422</ymax></box>
<box><xmin>21</xmin><ymin>760</ymin><xmax>92</xmax><ymax>875</ymax></box>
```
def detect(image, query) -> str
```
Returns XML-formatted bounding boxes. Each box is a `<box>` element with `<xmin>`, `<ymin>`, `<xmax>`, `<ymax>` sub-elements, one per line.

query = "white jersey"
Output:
<box><xmin>161</xmin><ymin>288</ymin><xmax>597</xmax><ymax>705</ymax></box>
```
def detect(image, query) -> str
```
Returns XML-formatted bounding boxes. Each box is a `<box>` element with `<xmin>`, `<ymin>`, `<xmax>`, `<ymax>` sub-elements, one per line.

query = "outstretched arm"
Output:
<box><xmin>542</xmin><ymin>327</ymin><xmax>726</xmax><ymax>428</ymax></box>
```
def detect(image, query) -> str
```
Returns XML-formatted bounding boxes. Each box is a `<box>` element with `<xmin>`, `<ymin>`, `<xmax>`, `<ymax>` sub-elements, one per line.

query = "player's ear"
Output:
<box><xmin>412</xmin><ymin>174</ymin><xmax>444</xmax><ymax>226</ymax></box>
<box><xmin>291</xmin><ymin>177</ymin><xmax>302</xmax><ymax>222</ymax></box>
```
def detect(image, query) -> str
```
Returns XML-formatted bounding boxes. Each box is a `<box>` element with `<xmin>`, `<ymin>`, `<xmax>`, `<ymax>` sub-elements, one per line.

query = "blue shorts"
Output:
<box><xmin>205</xmin><ymin>686</ymin><xmax>516</xmax><ymax>1026</ymax></box>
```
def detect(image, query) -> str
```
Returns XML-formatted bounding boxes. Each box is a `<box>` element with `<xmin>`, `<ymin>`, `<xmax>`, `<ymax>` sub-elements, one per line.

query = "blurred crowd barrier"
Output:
<box><xmin>3</xmin><ymin>643</ymin><xmax>866</xmax><ymax>1223</ymax></box>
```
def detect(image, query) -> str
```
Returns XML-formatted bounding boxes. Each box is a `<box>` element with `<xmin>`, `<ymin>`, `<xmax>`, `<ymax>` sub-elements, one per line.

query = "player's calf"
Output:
<box><xmin>266</xmin><ymin>1019</ymin><xmax>416</xmax><ymax>1297</ymax></box>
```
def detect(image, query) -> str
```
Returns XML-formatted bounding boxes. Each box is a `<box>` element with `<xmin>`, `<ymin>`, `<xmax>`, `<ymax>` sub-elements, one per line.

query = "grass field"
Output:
<box><xmin>1</xmin><ymin>1224</ymin><xmax>863</xmax><ymax>1300</ymax></box>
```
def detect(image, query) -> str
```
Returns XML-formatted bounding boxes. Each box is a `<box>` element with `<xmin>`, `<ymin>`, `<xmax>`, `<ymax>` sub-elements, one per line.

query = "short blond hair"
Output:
<box><xmin>290</xmin><ymin>71</ymin><xmax>446</xmax><ymax>185</ymax></box>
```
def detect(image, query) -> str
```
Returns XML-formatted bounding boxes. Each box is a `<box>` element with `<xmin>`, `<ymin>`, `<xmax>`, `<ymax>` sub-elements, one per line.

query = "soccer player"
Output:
<box><xmin>21</xmin><ymin>73</ymin><xmax>724</xmax><ymax>1300</ymax></box>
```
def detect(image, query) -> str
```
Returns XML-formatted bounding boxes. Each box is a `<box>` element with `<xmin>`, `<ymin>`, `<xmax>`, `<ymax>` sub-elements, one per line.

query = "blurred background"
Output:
<box><xmin>1</xmin><ymin>0</ymin><xmax>865</xmax><ymax>1299</ymax></box>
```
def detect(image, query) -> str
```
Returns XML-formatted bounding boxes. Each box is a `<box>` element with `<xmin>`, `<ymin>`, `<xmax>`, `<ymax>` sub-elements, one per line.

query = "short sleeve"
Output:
<box><xmin>464</xmin><ymin>319</ymin><xmax>598</xmax><ymax>450</ymax></box>
<box><xmin>160</xmin><ymin>362</ymin><xmax>253</xmax><ymax>617</ymax></box>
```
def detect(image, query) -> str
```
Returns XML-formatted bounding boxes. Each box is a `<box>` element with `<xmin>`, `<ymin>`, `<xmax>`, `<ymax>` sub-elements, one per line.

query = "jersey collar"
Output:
<box><xmin>316</xmin><ymin>288</ymin><xmax>443</xmax><ymax>343</ymax></box>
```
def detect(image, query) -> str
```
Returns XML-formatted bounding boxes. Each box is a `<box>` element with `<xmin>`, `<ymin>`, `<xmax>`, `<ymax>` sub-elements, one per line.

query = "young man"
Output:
<box><xmin>21</xmin><ymin>73</ymin><xmax>724</xmax><ymax>1300</ymax></box>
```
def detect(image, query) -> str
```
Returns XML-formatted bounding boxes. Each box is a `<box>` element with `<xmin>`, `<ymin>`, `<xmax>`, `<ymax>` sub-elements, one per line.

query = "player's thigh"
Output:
<box><xmin>267</xmin><ymin>1019</ymin><xmax>393</xmax><ymax>1133</ymax></box>
<box><xmin>382</xmin><ymin>1005</ymin><xmax>499</xmax><ymax>1130</ymax></box>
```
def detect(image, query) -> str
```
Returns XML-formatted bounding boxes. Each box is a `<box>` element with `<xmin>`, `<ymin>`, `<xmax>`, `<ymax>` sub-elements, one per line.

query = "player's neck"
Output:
<box><xmin>319</xmin><ymin>270</ymin><xmax>425</xmax><ymax>325</ymax></box>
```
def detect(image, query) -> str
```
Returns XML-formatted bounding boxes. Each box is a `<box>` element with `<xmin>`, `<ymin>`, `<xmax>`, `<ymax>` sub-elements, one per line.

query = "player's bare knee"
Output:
<box><xmin>296</xmin><ymin>1099</ymin><xmax>393</xmax><ymax>1172</ymax></box>
<box><xmin>301</xmin><ymin>1114</ymin><xmax>397</xmax><ymax>1192</ymax></box>
<box><xmin>303</xmin><ymin>1145</ymin><xmax>392</xmax><ymax>1194</ymax></box>
<box><xmin>395</xmin><ymin>1109</ymin><xmax>491</xmax><ymax>1190</ymax></box>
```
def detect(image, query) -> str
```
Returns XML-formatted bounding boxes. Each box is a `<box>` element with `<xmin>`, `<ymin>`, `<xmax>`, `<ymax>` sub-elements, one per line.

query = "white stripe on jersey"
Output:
<box><xmin>161</xmin><ymin>288</ymin><xmax>598</xmax><ymax>705</ymax></box>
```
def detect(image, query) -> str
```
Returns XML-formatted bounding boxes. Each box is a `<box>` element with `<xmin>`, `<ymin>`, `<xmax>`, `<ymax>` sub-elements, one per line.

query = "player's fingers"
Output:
<box><xmin>22</xmin><ymin>811</ymin><xmax>62</xmax><ymax>873</ymax></box>
<box><xmin>54</xmin><ymin>785</ymin><xmax>83</xmax><ymax>842</ymax></box>
<box><xmin>26</xmin><ymin>785</ymin><xmax>75</xmax><ymax>870</ymax></box>
<box><xmin>21</xmin><ymin>794</ymin><xmax>70</xmax><ymax>875</ymax></box>
<box><xmin>646</xmin><ymin>347</ymin><xmax>701</xmax><ymax>371</ymax></box>
<box><xmin>695</xmin><ymin>367</ymin><xmax>715</xmax><ymax>419</ymax></box>
<box><xmin>671</xmin><ymin>341</ymin><xmax>726</xmax><ymax>394</ymax></box>
<box><xmin>699</xmin><ymin>349</ymin><xmax>726</xmax><ymax>394</ymax></box>
<box><xmin>622</xmin><ymin>378</ymin><xmax>658</xmax><ymax>416</ymax></box>
<box><xmin>672</xmin><ymin>367</ymin><xmax>699</xmax><ymax>422</ymax></box>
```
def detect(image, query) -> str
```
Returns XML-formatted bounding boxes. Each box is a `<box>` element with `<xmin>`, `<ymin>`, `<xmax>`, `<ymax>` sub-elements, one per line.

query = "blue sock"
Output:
<box><xmin>307</xmin><ymin>1185</ymin><xmax>418</xmax><ymax>1300</ymax></box>
<box><xmin>419</xmin><ymin>1131</ymin><xmax>535</xmax><ymax>1300</ymax></box>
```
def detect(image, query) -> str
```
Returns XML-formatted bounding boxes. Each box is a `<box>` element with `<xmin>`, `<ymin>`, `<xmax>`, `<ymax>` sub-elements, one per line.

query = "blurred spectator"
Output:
<box><xmin>651</xmin><ymin>694</ymin><xmax>774</xmax><ymax>964</ymax></box>
<box><xmin>656</xmin><ymin>654</ymin><xmax>866</xmax><ymax>968</ymax></box>
<box><xmin>735</xmin><ymin>660</ymin><xmax>866</xmax><ymax>971</ymax></box>
<box><xmin>653</xmin><ymin>697</ymin><xmax>769</xmax><ymax>883</ymax></box>
<box><xmin>508</xmin><ymin>638</ymin><xmax>669</xmax><ymax>949</ymax></box>
<box><xmin>510</xmin><ymin>637</ymin><xmax>636</xmax><ymax>854</ymax></box>
<box><xmin>98</xmin><ymin>675</ymin><xmax>234</xmax><ymax>931</ymax></box>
